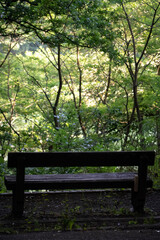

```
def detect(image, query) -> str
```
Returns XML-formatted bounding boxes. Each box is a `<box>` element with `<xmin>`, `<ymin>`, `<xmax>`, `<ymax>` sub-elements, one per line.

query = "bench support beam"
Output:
<box><xmin>12</xmin><ymin>163</ymin><xmax>25</xmax><ymax>217</ymax></box>
<box><xmin>131</xmin><ymin>163</ymin><xmax>148</xmax><ymax>213</ymax></box>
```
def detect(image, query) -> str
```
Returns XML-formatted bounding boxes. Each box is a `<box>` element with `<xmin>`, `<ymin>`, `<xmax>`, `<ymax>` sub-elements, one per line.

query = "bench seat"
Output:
<box><xmin>5</xmin><ymin>172</ymin><xmax>153</xmax><ymax>190</ymax></box>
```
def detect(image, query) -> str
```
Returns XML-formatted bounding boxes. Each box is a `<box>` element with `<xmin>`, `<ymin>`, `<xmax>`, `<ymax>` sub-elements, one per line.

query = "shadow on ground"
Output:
<box><xmin>0</xmin><ymin>190</ymin><xmax>160</xmax><ymax>235</ymax></box>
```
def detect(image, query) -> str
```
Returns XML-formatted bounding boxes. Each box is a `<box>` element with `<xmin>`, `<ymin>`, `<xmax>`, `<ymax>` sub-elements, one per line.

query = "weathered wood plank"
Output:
<box><xmin>8</xmin><ymin>151</ymin><xmax>155</xmax><ymax>168</ymax></box>
<box><xmin>5</xmin><ymin>172</ymin><xmax>153</xmax><ymax>191</ymax></box>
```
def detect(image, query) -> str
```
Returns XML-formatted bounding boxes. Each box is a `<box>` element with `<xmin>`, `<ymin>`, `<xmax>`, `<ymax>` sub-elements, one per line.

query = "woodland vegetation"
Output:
<box><xmin>0</xmin><ymin>0</ymin><xmax>160</xmax><ymax>191</ymax></box>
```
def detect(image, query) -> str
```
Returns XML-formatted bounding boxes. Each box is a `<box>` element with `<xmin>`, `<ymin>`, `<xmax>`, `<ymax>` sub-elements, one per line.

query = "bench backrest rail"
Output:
<box><xmin>8</xmin><ymin>151</ymin><xmax>155</xmax><ymax>168</ymax></box>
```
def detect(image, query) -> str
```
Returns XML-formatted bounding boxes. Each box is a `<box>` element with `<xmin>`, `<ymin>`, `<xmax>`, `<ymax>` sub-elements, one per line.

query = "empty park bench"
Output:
<box><xmin>4</xmin><ymin>151</ymin><xmax>155</xmax><ymax>217</ymax></box>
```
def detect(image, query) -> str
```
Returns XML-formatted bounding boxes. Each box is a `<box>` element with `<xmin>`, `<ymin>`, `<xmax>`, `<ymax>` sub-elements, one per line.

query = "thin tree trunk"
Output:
<box><xmin>103</xmin><ymin>57</ymin><xmax>112</xmax><ymax>104</ymax></box>
<box><xmin>53</xmin><ymin>44</ymin><xmax>63</xmax><ymax>129</ymax></box>
<box><xmin>64</xmin><ymin>47</ymin><xmax>86</xmax><ymax>138</ymax></box>
<box><xmin>132</xmin><ymin>74</ymin><xmax>143</xmax><ymax>133</ymax></box>
<box><xmin>76</xmin><ymin>46</ymin><xmax>86</xmax><ymax>138</ymax></box>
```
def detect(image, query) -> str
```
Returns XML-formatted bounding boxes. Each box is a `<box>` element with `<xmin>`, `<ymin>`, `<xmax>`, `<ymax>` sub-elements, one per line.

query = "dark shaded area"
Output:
<box><xmin>0</xmin><ymin>190</ymin><xmax>160</xmax><ymax>234</ymax></box>
<box><xmin>1</xmin><ymin>229</ymin><xmax>160</xmax><ymax>240</ymax></box>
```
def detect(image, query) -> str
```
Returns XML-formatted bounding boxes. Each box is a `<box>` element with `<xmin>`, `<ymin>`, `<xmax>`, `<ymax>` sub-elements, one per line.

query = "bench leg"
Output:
<box><xmin>131</xmin><ymin>188</ymin><xmax>145</xmax><ymax>213</ymax></box>
<box><xmin>12</xmin><ymin>189</ymin><xmax>24</xmax><ymax>217</ymax></box>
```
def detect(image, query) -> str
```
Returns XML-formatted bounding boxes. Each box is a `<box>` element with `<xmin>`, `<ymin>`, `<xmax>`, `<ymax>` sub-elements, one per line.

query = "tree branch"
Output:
<box><xmin>0</xmin><ymin>107</ymin><xmax>20</xmax><ymax>137</ymax></box>
<box><xmin>121</xmin><ymin>2</ymin><xmax>137</xmax><ymax>67</ymax></box>
<box><xmin>137</xmin><ymin>3</ymin><xmax>160</xmax><ymax>66</ymax></box>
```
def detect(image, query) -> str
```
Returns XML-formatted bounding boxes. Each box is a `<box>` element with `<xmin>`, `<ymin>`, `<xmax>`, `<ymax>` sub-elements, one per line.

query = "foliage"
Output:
<box><xmin>0</xmin><ymin>0</ymin><xmax>160</xmax><ymax>191</ymax></box>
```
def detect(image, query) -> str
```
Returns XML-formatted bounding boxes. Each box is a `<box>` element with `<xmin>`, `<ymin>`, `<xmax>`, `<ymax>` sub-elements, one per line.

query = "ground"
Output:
<box><xmin>0</xmin><ymin>189</ymin><xmax>160</xmax><ymax>235</ymax></box>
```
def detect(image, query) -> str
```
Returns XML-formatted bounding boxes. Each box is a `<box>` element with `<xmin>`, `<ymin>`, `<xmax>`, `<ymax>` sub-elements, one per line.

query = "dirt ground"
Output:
<box><xmin>0</xmin><ymin>189</ymin><xmax>160</xmax><ymax>234</ymax></box>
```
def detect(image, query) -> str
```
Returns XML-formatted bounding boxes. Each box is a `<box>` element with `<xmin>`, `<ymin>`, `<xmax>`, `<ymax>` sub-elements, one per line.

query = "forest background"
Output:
<box><xmin>0</xmin><ymin>0</ymin><xmax>160</xmax><ymax>192</ymax></box>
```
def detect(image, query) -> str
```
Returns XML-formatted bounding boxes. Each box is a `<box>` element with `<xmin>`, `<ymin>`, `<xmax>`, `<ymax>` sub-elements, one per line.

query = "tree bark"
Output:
<box><xmin>53</xmin><ymin>44</ymin><xmax>63</xmax><ymax>130</ymax></box>
<box><xmin>156</xmin><ymin>111</ymin><xmax>160</xmax><ymax>154</ymax></box>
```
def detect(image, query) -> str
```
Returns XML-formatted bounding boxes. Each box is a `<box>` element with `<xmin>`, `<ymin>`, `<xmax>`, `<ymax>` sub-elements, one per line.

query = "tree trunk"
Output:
<box><xmin>53</xmin><ymin>44</ymin><xmax>63</xmax><ymax>130</ymax></box>
<box><xmin>156</xmin><ymin>112</ymin><xmax>160</xmax><ymax>154</ymax></box>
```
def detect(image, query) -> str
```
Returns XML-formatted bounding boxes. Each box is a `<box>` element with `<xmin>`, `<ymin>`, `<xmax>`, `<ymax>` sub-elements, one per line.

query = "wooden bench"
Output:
<box><xmin>4</xmin><ymin>151</ymin><xmax>155</xmax><ymax>217</ymax></box>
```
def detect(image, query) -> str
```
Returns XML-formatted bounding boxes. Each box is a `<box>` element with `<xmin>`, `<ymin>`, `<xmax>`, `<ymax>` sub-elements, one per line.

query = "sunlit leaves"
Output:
<box><xmin>0</xmin><ymin>0</ymin><xmax>160</xmax><ymax>157</ymax></box>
